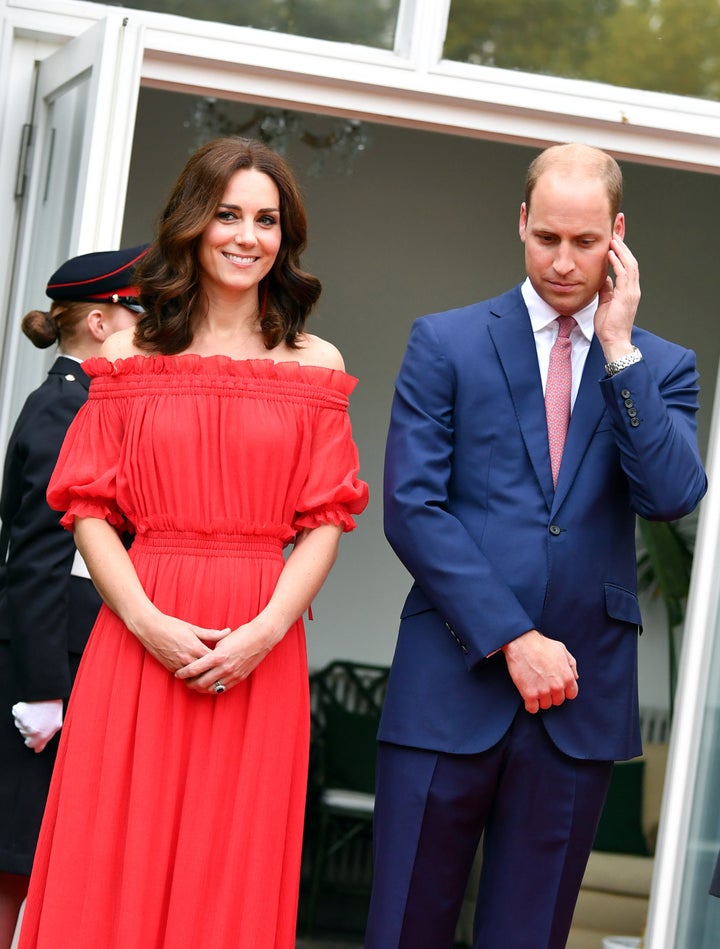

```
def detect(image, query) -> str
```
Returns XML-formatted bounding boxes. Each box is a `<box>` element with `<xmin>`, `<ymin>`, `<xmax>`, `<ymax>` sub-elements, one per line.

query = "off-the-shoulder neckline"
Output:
<box><xmin>81</xmin><ymin>353</ymin><xmax>358</xmax><ymax>391</ymax></box>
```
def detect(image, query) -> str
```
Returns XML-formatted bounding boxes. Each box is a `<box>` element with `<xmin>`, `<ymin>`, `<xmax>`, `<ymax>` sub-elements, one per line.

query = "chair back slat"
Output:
<box><xmin>309</xmin><ymin>661</ymin><xmax>389</xmax><ymax>794</ymax></box>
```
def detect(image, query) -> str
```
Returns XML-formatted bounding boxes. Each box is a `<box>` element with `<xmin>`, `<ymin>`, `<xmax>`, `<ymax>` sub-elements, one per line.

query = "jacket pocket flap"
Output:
<box><xmin>605</xmin><ymin>582</ymin><xmax>642</xmax><ymax>626</ymax></box>
<box><xmin>400</xmin><ymin>584</ymin><xmax>434</xmax><ymax>620</ymax></box>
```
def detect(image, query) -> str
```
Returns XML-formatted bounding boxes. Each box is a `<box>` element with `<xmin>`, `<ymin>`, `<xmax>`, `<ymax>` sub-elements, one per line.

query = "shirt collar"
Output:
<box><xmin>521</xmin><ymin>277</ymin><xmax>596</xmax><ymax>343</ymax></box>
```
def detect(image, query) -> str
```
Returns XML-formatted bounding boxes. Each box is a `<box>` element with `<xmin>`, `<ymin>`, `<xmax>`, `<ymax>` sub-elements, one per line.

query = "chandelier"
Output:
<box><xmin>185</xmin><ymin>97</ymin><xmax>370</xmax><ymax>176</ymax></box>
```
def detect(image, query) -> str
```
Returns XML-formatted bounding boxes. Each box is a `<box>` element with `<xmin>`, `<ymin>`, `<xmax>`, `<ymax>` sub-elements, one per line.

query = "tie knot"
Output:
<box><xmin>556</xmin><ymin>315</ymin><xmax>576</xmax><ymax>339</ymax></box>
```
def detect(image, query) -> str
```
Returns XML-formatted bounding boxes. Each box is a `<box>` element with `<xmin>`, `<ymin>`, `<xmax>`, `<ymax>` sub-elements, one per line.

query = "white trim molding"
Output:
<box><xmin>645</xmin><ymin>364</ymin><xmax>720</xmax><ymax>947</ymax></box>
<box><xmin>4</xmin><ymin>0</ymin><xmax>720</xmax><ymax>173</ymax></box>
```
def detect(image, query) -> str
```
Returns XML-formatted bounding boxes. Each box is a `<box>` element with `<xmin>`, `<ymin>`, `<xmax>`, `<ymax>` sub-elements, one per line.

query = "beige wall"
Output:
<box><xmin>122</xmin><ymin>88</ymin><xmax>720</xmax><ymax>705</ymax></box>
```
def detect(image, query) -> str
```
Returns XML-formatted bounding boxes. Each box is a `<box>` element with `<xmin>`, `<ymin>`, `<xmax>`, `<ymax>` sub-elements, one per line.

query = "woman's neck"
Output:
<box><xmin>59</xmin><ymin>340</ymin><xmax>101</xmax><ymax>361</ymax></box>
<box><xmin>190</xmin><ymin>289</ymin><xmax>266</xmax><ymax>358</ymax></box>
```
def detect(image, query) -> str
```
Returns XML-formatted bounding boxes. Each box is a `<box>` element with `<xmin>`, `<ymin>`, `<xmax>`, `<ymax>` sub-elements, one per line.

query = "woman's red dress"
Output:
<box><xmin>19</xmin><ymin>355</ymin><xmax>368</xmax><ymax>949</ymax></box>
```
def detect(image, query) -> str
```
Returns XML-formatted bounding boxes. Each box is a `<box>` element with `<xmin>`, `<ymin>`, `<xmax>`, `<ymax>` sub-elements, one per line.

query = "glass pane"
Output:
<box><xmin>3</xmin><ymin>78</ymin><xmax>88</xmax><ymax>433</ymax></box>
<box><xmin>184</xmin><ymin>97</ymin><xmax>371</xmax><ymax>177</ymax></box>
<box><xmin>674</xmin><ymin>621</ymin><xmax>720</xmax><ymax>944</ymax></box>
<box><xmin>96</xmin><ymin>0</ymin><xmax>399</xmax><ymax>48</ymax></box>
<box><xmin>445</xmin><ymin>0</ymin><xmax>720</xmax><ymax>102</ymax></box>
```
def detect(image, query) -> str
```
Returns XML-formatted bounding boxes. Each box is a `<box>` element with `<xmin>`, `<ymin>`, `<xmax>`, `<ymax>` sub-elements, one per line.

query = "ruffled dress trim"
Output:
<box><xmin>59</xmin><ymin>501</ymin><xmax>127</xmax><ymax>533</ymax></box>
<box><xmin>82</xmin><ymin>354</ymin><xmax>358</xmax><ymax>401</ymax></box>
<box><xmin>293</xmin><ymin>506</ymin><xmax>359</xmax><ymax>533</ymax></box>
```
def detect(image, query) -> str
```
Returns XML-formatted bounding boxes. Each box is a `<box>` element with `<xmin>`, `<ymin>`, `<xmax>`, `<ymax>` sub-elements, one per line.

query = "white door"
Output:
<box><xmin>0</xmin><ymin>14</ymin><xmax>143</xmax><ymax>450</ymax></box>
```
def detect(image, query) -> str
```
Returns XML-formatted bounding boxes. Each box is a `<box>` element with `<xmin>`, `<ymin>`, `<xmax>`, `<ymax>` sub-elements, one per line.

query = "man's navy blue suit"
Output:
<box><xmin>366</xmin><ymin>284</ymin><xmax>707</xmax><ymax>948</ymax></box>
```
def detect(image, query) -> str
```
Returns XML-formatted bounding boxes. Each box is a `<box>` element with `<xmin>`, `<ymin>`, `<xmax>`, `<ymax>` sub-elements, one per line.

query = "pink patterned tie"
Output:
<box><xmin>545</xmin><ymin>315</ymin><xmax>576</xmax><ymax>487</ymax></box>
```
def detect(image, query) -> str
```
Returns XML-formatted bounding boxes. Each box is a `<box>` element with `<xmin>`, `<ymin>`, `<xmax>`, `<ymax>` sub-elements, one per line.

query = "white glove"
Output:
<box><xmin>12</xmin><ymin>699</ymin><xmax>64</xmax><ymax>753</ymax></box>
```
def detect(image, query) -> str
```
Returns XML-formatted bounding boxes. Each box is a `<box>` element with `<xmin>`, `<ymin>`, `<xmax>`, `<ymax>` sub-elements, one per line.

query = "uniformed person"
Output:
<box><xmin>0</xmin><ymin>245</ymin><xmax>149</xmax><ymax>949</ymax></box>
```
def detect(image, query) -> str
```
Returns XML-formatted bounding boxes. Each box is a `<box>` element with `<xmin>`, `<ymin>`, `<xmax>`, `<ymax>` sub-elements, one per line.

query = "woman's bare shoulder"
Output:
<box><xmin>100</xmin><ymin>327</ymin><xmax>143</xmax><ymax>361</ymax></box>
<box><xmin>294</xmin><ymin>333</ymin><xmax>345</xmax><ymax>371</ymax></box>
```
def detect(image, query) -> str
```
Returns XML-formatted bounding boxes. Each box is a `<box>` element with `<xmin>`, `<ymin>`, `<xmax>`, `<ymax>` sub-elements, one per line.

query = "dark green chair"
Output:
<box><xmin>303</xmin><ymin>660</ymin><xmax>389</xmax><ymax>936</ymax></box>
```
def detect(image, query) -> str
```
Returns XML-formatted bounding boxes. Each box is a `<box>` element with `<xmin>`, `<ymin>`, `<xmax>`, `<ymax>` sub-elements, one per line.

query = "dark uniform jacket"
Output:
<box><xmin>0</xmin><ymin>356</ymin><xmax>101</xmax><ymax>701</ymax></box>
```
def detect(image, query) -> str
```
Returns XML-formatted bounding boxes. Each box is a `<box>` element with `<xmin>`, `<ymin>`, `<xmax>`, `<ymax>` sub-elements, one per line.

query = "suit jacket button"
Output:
<box><xmin>630</xmin><ymin>418</ymin><xmax>641</xmax><ymax>427</ymax></box>
<box><xmin>549</xmin><ymin>524</ymin><xmax>561</xmax><ymax>535</ymax></box>
<box><xmin>64</xmin><ymin>373</ymin><xmax>76</xmax><ymax>382</ymax></box>
<box><xmin>621</xmin><ymin>389</ymin><xmax>631</xmax><ymax>399</ymax></box>
<box><xmin>624</xmin><ymin>398</ymin><xmax>634</xmax><ymax>408</ymax></box>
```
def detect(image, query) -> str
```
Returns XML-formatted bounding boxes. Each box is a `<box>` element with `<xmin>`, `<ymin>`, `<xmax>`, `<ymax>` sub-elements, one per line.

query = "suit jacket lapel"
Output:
<box><xmin>488</xmin><ymin>294</ymin><xmax>555</xmax><ymax>509</ymax></box>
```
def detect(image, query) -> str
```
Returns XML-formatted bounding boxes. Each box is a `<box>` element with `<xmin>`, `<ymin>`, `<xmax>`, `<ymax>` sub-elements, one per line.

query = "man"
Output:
<box><xmin>365</xmin><ymin>143</ymin><xmax>706</xmax><ymax>949</ymax></box>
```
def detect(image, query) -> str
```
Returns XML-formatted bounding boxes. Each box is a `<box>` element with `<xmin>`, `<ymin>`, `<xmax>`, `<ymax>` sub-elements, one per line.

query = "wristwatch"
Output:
<box><xmin>605</xmin><ymin>346</ymin><xmax>642</xmax><ymax>376</ymax></box>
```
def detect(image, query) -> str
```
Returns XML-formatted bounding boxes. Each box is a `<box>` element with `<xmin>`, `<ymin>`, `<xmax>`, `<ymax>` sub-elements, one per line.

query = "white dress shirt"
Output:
<box><xmin>521</xmin><ymin>277</ymin><xmax>596</xmax><ymax>409</ymax></box>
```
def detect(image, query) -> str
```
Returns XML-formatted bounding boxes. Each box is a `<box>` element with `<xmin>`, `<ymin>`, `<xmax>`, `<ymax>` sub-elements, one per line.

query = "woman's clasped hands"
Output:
<box><xmin>136</xmin><ymin>609</ymin><xmax>278</xmax><ymax>694</ymax></box>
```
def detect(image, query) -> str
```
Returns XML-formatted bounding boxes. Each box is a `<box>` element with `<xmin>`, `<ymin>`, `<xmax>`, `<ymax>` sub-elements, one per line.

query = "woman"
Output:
<box><xmin>0</xmin><ymin>245</ymin><xmax>147</xmax><ymax>949</ymax></box>
<box><xmin>19</xmin><ymin>137</ymin><xmax>368</xmax><ymax>949</ymax></box>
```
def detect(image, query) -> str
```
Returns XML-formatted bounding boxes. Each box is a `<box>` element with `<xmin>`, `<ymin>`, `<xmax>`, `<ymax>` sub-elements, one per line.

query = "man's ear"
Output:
<box><xmin>86</xmin><ymin>309</ymin><xmax>106</xmax><ymax>343</ymax></box>
<box><xmin>519</xmin><ymin>202</ymin><xmax>528</xmax><ymax>242</ymax></box>
<box><xmin>613</xmin><ymin>212</ymin><xmax>625</xmax><ymax>239</ymax></box>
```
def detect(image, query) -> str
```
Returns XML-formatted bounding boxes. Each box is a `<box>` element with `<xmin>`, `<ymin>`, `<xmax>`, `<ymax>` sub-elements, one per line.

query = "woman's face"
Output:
<box><xmin>198</xmin><ymin>167</ymin><xmax>282</xmax><ymax>301</ymax></box>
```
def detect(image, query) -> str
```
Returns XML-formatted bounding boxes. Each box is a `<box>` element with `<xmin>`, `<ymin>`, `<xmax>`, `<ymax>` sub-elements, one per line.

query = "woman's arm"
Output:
<box><xmin>175</xmin><ymin>522</ymin><xmax>343</xmax><ymax>692</ymax></box>
<box><xmin>73</xmin><ymin>516</ymin><xmax>220</xmax><ymax>672</ymax></box>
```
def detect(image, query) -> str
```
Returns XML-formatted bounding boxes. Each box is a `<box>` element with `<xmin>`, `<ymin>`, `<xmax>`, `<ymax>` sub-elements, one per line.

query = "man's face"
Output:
<box><xmin>519</xmin><ymin>170</ymin><xmax>624</xmax><ymax>316</ymax></box>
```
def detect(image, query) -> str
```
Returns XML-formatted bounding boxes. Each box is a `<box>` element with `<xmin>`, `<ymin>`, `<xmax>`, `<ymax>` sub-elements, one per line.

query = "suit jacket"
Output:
<box><xmin>379</xmin><ymin>286</ymin><xmax>707</xmax><ymax>762</ymax></box>
<box><xmin>0</xmin><ymin>356</ymin><xmax>102</xmax><ymax>700</ymax></box>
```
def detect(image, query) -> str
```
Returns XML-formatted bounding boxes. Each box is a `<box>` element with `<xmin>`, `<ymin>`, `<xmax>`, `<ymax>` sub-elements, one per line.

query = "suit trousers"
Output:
<box><xmin>365</xmin><ymin>709</ymin><xmax>613</xmax><ymax>949</ymax></box>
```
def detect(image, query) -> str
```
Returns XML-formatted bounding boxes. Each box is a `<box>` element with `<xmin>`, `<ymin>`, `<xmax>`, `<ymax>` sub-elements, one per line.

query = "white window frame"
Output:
<box><xmin>0</xmin><ymin>9</ymin><xmax>144</xmax><ymax>448</ymax></box>
<box><xmin>1</xmin><ymin>1</ymin><xmax>719</xmax><ymax>945</ymax></box>
<box><xmin>4</xmin><ymin>0</ymin><xmax>720</xmax><ymax>175</ymax></box>
<box><xmin>645</xmin><ymin>363</ymin><xmax>720</xmax><ymax>949</ymax></box>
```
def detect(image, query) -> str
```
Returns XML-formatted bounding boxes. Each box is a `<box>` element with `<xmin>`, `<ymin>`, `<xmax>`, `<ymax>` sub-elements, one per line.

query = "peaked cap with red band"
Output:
<box><xmin>46</xmin><ymin>244</ymin><xmax>151</xmax><ymax>312</ymax></box>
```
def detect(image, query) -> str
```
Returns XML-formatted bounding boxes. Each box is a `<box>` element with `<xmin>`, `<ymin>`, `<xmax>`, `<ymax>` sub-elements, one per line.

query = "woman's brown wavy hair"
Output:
<box><xmin>134</xmin><ymin>137</ymin><xmax>321</xmax><ymax>353</ymax></box>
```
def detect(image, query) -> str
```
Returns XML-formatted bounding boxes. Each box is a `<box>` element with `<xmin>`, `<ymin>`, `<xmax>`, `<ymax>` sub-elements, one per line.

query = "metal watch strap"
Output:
<box><xmin>605</xmin><ymin>346</ymin><xmax>642</xmax><ymax>376</ymax></box>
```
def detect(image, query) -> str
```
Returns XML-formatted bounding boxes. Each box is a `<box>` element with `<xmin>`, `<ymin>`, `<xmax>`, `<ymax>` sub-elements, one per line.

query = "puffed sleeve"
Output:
<box><xmin>292</xmin><ymin>374</ymin><xmax>369</xmax><ymax>534</ymax></box>
<box><xmin>47</xmin><ymin>382</ymin><xmax>130</xmax><ymax>533</ymax></box>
